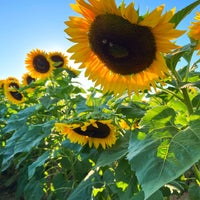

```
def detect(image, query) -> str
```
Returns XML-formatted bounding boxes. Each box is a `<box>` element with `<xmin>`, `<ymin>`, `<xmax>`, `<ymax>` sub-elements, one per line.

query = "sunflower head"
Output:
<box><xmin>4</xmin><ymin>77</ymin><xmax>24</xmax><ymax>104</ymax></box>
<box><xmin>55</xmin><ymin>119</ymin><xmax>117</xmax><ymax>149</ymax></box>
<box><xmin>49</xmin><ymin>51</ymin><xmax>68</xmax><ymax>69</ymax></box>
<box><xmin>66</xmin><ymin>0</ymin><xmax>184</xmax><ymax>95</ymax></box>
<box><xmin>188</xmin><ymin>12</ymin><xmax>200</xmax><ymax>41</ymax></box>
<box><xmin>22</xmin><ymin>73</ymin><xmax>36</xmax><ymax>86</ymax></box>
<box><xmin>3</xmin><ymin>77</ymin><xmax>20</xmax><ymax>90</ymax></box>
<box><xmin>0</xmin><ymin>80</ymin><xmax>4</xmax><ymax>89</ymax></box>
<box><xmin>25</xmin><ymin>49</ymin><xmax>53</xmax><ymax>80</ymax></box>
<box><xmin>188</xmin><ymin>12</ymin><xmax>200</xmax><ymax>55</ymax></box>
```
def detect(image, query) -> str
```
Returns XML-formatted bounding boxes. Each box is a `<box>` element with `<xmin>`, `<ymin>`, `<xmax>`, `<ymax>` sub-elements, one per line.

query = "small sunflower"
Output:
<box><xmin>55</xmin><ymin>119</ymin><xmax>117</xmax><ymax>149</ymax></box>
<box><xmin>22</xmin><ymin>73</ymin><xmax>36</xmax><ymax>86</ymax></box>
<box><xmin>48</xmin><ymin>51</ymin><xmax>80</xmax><ymax>77</ymax></box>
<box><xmin>188</xmin><ymin>12</ymin><xmax>200</xmax><ymax>54</ymax></box>
<box><xmin>25</xmin><ymin>49</ymin><xmax>53</xmax><ymax>79</ymax></box>
<box><xmin>49</xmin><ymin>51</ymin><xmax>68</xmax><ymax>68</ymax></box>
<box><xmin>4</xmin><ymin>77</ymin><xmax>24</xmax><ymax>104</ymax></box>
<box><xmin>0</xmin><ymin>80</ymin><xmax>4</xmax><ymax>89</ymax></box>
<box><xmin>65</xmin><ymin>0</ymin><xmax>184</xmax><ymax>95</ymax></box>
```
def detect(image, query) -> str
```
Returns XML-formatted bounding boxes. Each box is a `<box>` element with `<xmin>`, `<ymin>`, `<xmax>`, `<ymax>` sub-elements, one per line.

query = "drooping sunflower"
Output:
<box><xmin>25</xmin><ymin>49</ymin><xmax>53</xmax><ymax>79</ymax></box>
<box><xmin>55</xmin><ymin>119</ymin><xmax>117</xmax><ymax>149</ymax></box>
<box><xmin>188</xmin><ymin>12</ymin><xmax>200</xmax><ymax>54</ymax></box>
<box><xmin>65</xmin><ymin>0</ymin><xmax>184</xmax><ymax>95</ymax></box>
<box><xmin>4</xmin><ymin>77</ymin><xmax>24</xmax><ymax>104</ymax></box>
<box><xmin>49</xmin><ymin>51</ymin><xmax>68</xmax><ymax>68</ymax></box>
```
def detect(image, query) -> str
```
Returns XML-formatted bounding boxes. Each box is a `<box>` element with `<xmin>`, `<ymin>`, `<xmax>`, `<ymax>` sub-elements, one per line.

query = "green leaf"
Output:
<box><xmin>53</xmin><ymin>173</ymin><xmax>72</xmax><ymax>199</ymax></box>
<box><xmin>13</xmin><ymin>123</ymin><xmax>52</xmax><ymax>154</ymax></box>
<box><xmin>140</xmin><ymin>106</ymin><xmax>176</xmax><ymax>131</ymax></box>
<box><xmin>128</xmin><ymin>112</ymin><xmax>200</xmax><ymax>199</ymax></box>
<box><xmin>188</xmin><ymin>183</ymin><xmax>200</xmax><ymax>200</ymax></box>
<box><xmin>116</xmin><ymin>102</ymin><xmax>146</xmax><ymax>119</ymax></box>
<box><xmin>24</xmin><ymin>178</ymin><xmax>44</xmax><ymax>200</ymax></box>
<box><xmin>67</xmin><ymin>170</ymin><xmax>97</xmax><ymax>200</ymax></box>
<box><xmin>96</xmin><ymin>135</ymin><xmax>129</xmax><ymax>167</ymax></box>
<box><xmin>166</xmin><ymin>44</ymin><xmax>191</xmax><ymax>71</ymax></box>
<box><xmin>3</xmin><ymin>105</ymin><xmax>38</xmax><ymax>133</ymax></box>
<box><xmin>28</xmin><ymin>151</ymin><xmax>50</xmax><ymax>179</ymax></box>
<box><xmin>170</xmin><ymin>1</ymin><xmax>200</xmax><ymax>27</ymax></box>
<box><xmin>0</xmin><ymin>126</ymin><xmax>28</xmax><ymax>171</ymax></box>
<box><xmin>40</xmin><ymin>96</ymin><xmax>58</xmax><ymax>109</ymax></box>
<box><xmin>192</xmin><ymin>94</ymin><xmax>200</xmax><ymax>108</ymax></box>
<box><xmin>1</xmin><ymin>121</ymin><xmax>53</xmax><ymax>171</ymax></box>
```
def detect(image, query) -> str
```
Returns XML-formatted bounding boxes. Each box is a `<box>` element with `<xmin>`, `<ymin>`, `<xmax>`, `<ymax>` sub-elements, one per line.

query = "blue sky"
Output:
<box><xmin>0</xmin><ymin>0</ymin><xmax>199</xmax><ymax>86</ymax></box>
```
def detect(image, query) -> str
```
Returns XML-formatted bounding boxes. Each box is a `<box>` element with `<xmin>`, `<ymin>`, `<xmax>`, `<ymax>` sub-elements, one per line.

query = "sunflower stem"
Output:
<box><xmin>193</xmin><ymin>164</ymin><xmax>200</xmax><ymax>183</ymax></box>
<box><xmin>172</xmin><ymin>69</ymin><xmax>194</xmax><ymax>115</ymax></box>
<box><xmin>181</xmin><ymin>88</ymin><xmax>193</xmax><ymax>115</ymax></box>
<box><xmin>156</xmin><ymin>85</ymin><xmax>184</xmax><ymax>102</ymax></box>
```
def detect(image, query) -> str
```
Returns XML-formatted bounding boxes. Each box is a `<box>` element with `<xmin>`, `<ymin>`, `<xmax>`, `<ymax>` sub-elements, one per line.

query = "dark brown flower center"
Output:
<box><xmin>88</xmin><ymin>14</ymin><xmax>156</xmax><ymax>75</ymax></box>
<box><xmin>9</xmin><ymin>82</ymin><xmax>19</xmax><ymax>89</ymax></box>
<box><xmin>33</xmin><ymin>55</ymin><xmax>50</xmax><ymax>73</ymax></box>
<box><xmin>27</xmin><ymin>75</ymin><xmax>35</xmax><ymax>85</ymax></box>
<box><xmin>50</xmin><ymin>55</ymin><xmax>64</xmax><ymax>68</ymax></box>
<box><xmin>10</xmin><ymin>91</ymin><xmax>23</xmax><ymax>101</ymax></box>
<box><xmin>73</xmin><ymin>122</ymin><xmax>110</xmax><ymax>138</ymax></box>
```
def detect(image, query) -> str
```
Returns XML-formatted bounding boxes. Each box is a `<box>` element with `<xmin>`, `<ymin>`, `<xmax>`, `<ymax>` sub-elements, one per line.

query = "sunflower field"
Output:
<box><xmin>1</xmin><ymin>0</ymin><xmax>200</xmax><ymax>200</ymax></box>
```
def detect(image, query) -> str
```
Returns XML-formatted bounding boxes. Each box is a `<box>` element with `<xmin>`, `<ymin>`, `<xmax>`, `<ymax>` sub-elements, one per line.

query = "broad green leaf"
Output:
<box><xmin>116</xmin><ymin>102</ymin><xmax>146</xmax><ymax>119</ymax></box>
<box><xmin>0</xmin><ymin>126</ymin><xmax>28</xmax><ymax>171</ymax></box>
<box><xmin>53</xmin><ymin>173</ymin><xmax>73</xmax><ymax>199</ymax></box>
<box><xmin>67</xmin><ymin>169</ymin><xmax>97</xmax><ymax>200</ymax></box>
<box><xmin>1</xmin><ymin>121</ymin><xmax>53</xmax><ymax>171</ymax></box>
<box><xmin>96</xmin><ymin>135</ymin><xmax>129</xmax><ymax>167</ymax></box>
<box><xmin>192</xmin><ymin>94</ymin><xmax>200</xmax><ymax>108</ymax></box>
<box><xmin>188</xmin><ymin>183</ymin><xmax>200</xmax><ymax>200</ymax></box>
<box><xmin>13</xmin><ymin>123</ymin><xmax>52</xmax><ymax>154</ymax></box>
<box><xmin>3</xmin><ymin>105</ymin><xmax>38</xmax><ymax>133</ymax></box>
<box><xmin>128</xmin><ymin>112</ymin><xmax>200</xmax><ymax>199</ymax></box>
<box><xmin>40</xmin><ymin>96</ymin><xmax>59</xmax><ymax>109</ymax></box>
<box><xmin>28</xmin><ymin>151</ymin><xmax>50</xmax><ymax>179</ymax></box>
<box><xmin>24</xmin><ymin>178</ymin><xmax>44</xmax><ymax>200</ymax></box>
<box><xmin>166</xmin><ymin>44</ymin><xmax>191</xmax><ymax>71</ymax></box>
<box><xmin>140</xmin><ymin>106</ymin><xmax>176</xmax><ymax>131</ymax></box>
<box><xmin>170</xmin><ymin>1</ymin><xmax>200</xmax><ymax>27</ymax></box>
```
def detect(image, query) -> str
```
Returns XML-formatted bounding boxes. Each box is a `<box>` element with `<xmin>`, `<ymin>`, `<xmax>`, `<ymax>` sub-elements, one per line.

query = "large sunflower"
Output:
<box><xmin>188</xmin><ymin>12</ymin><xmax>200</xmax><ymax>55</ymax></box>
<box><xmin>4</xmin><ymin>77</ymin><xmax>24</xmax><ymax>104</ymax></box>
<box><xmin>65</xmin><ymin>0</ymin><xmax>184</xmax><ymax>95</ymax></box>
<box><xmin>25</xmin><ymin>49</ymin><xmax>53</xmax><ymax>80</ymax></box>
<box><xmin>55</xmin><ymin>119</ymin><xmax>117</xmax><ymax>149</ymax></box>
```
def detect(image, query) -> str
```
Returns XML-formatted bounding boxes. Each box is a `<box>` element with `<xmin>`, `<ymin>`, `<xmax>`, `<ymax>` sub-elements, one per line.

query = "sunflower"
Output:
<box><xmin>55</xmin><ymin>119</ymin><xmax>117</xmax><ymax>149</ymax></box>
<box><xmin>4</xmin><ymin>77</ymin><xmax>24</xmax><ymax>104</ymax></box>
<box><xmin>22</xmin><ymin>73</ymin><xmax>36</xmax><ymax>86</ymax></box>
<box><xmin>3</xmin><ymin>77</ymin><xmax>20</xmax><ymax>90</ymax></box>
<box><xmin>65</xmin><ymin>0</ymin><xmax>184</xmax><ymax>95</ymax></box>
<box><xmin>188</xmin><ymin>12</ymin><xmax>200</xmax><ymax>54</ymax></box>
<box><xmin>48</xmin><ymin>51</ymin><xmax>80</xmax><ymax>77</ymax></box>
<box><xmin>25</xmin><ymin>49</ymin><xmax>53</xmax><ymax>79</ymax></box>
<box><xmin>49</xmin><ymin>51</ymin><xmax>68</xmax><ymax>68</ymax></box>
<box><xmin>0</xmin><ymin>80</ymin><xmax>4</xmax><ymax>89</ymax></box>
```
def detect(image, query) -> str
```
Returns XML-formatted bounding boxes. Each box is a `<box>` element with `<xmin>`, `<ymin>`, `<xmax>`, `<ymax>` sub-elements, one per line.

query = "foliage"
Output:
<box><xmin>1</xmin><ymin>1</ymin><xmax>200</xmax><ymax>200</ymax></box>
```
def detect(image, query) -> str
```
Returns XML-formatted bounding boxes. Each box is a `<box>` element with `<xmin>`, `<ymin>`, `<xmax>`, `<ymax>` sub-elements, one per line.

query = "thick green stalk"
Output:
<box><xmin>193</xmin><ymin>164</ymin><xmax>200</xmax><ymax>183</ymax></box>
<box><xmin>181</xmin><ymin>88</ymin><xmax>193</xmax><ymax>115</ymax></box>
